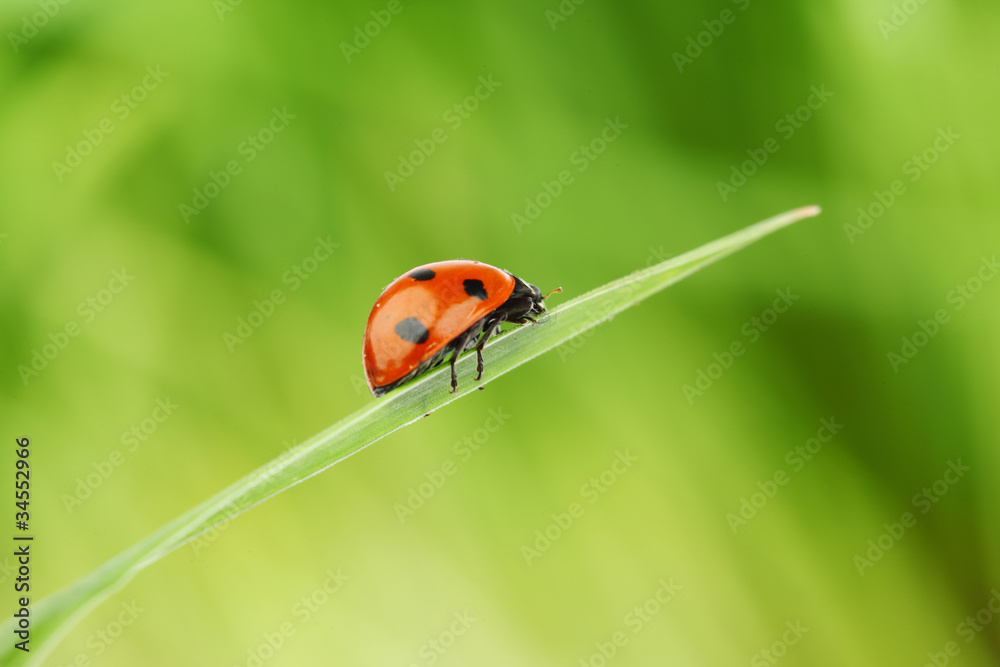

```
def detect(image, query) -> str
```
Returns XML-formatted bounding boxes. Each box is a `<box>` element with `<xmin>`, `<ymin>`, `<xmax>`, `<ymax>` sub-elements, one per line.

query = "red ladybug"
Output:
<box><xmin>363</xmin><ymin>260</ymin><xmax>559</xmax><ymax>397</ymax></box>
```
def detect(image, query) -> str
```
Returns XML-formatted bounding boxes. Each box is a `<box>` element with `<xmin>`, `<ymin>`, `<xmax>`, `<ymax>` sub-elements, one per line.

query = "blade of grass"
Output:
<box><xmin>4</xmin><ymin>205</ymin><xmax>821</xmax><ymax>666</ymax></box>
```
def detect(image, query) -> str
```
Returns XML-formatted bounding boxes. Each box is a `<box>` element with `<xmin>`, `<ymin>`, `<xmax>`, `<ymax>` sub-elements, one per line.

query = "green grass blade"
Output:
<box><xmin>4</xmin><ymin>205</ymin><xmax>820</xmax><ymax>666</ymax></box>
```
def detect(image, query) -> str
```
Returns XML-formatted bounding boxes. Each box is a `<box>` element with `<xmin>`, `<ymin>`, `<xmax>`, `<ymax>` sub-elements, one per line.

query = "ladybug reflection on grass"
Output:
<box><xmin>362</xmin><ymin>260</ymin><xmax>560</xmax><ymax>397</ymax></box>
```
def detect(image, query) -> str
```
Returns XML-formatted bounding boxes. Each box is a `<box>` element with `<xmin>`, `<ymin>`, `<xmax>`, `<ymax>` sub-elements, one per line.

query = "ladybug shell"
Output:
<box><xmin>363</xmin><ymin>260</ymin><xmax>516</xmax><ymax>394</ymax></box>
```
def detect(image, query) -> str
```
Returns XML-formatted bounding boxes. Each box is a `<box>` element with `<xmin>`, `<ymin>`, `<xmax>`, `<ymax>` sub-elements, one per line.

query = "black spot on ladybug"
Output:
<box><xmin>394</xmin><ymin>317</ymin><xmax>429</xmax><ymax>344</ymax></box>
<box><xmin>409</xmin><ymin>268</ymin><xmax>436</xmax><ymax>281</ymax></box>
<box><xmin>464</xmin><ymin>279</ymin><xmax>488</xmax><ymax>300</ymax></box>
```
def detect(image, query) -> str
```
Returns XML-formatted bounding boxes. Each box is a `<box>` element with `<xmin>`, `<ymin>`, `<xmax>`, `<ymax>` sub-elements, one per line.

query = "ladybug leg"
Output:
<box><xmin>474</xmin><ymin>318</ymin><xmax>504</xmax><ymax>381</ymax></box>
<box><xmin>463</xmin><ymin>297</ymin><xmax>538</xmax><ymax>386</ymax></box>
<box><xmin>448</xmin><ymin>344</ymin><xmax>464</xmax><ymax>393</ymax></box>
<box><xmin>475</xmin><ymin>350</ymin><xmax>484</xmax><ymax>381</ymax></box>
<box><xmin>448</xmin><ymin>327</ymin><xmax>481</xmax><ymax>393</ymax></box>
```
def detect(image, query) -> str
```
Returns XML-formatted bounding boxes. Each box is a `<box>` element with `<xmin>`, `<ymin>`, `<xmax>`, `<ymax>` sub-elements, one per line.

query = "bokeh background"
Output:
<box><xmin>2</xmin><ymin>0</ymin><xmax>999</xmax><ymax>665</ymax></box>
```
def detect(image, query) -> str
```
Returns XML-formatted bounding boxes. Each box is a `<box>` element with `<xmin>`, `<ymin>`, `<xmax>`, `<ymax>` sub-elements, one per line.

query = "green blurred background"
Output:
<box><xmin>2</xmin><ymin>0</ymin><xmax>999</xmax><ymax>664</ymax></box>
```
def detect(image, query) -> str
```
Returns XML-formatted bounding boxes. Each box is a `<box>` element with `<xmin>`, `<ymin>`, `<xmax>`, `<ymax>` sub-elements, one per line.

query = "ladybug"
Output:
<box><xmin>363</xmin><ymin>260</ymin><xmax>560</xmax><ymax>397</ymax></box>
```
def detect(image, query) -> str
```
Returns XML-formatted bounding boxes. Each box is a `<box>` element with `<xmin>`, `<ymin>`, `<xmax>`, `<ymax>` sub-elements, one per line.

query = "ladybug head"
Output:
<box><xmin>511</xmin><ymin>275</ymin><xmax>561</xmax><ymax>317</ymax></box>
<box><xmin>526</xmin><ymin>282</ymin><xmax>546</xmax><ymax>316</ymax></box>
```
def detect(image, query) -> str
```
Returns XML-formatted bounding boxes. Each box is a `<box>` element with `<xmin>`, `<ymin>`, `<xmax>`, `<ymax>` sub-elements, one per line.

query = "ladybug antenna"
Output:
<box><xmin>542</xmin><ymin>287</ymin><xmax>562</xmax><ymax>300</ymax></box>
